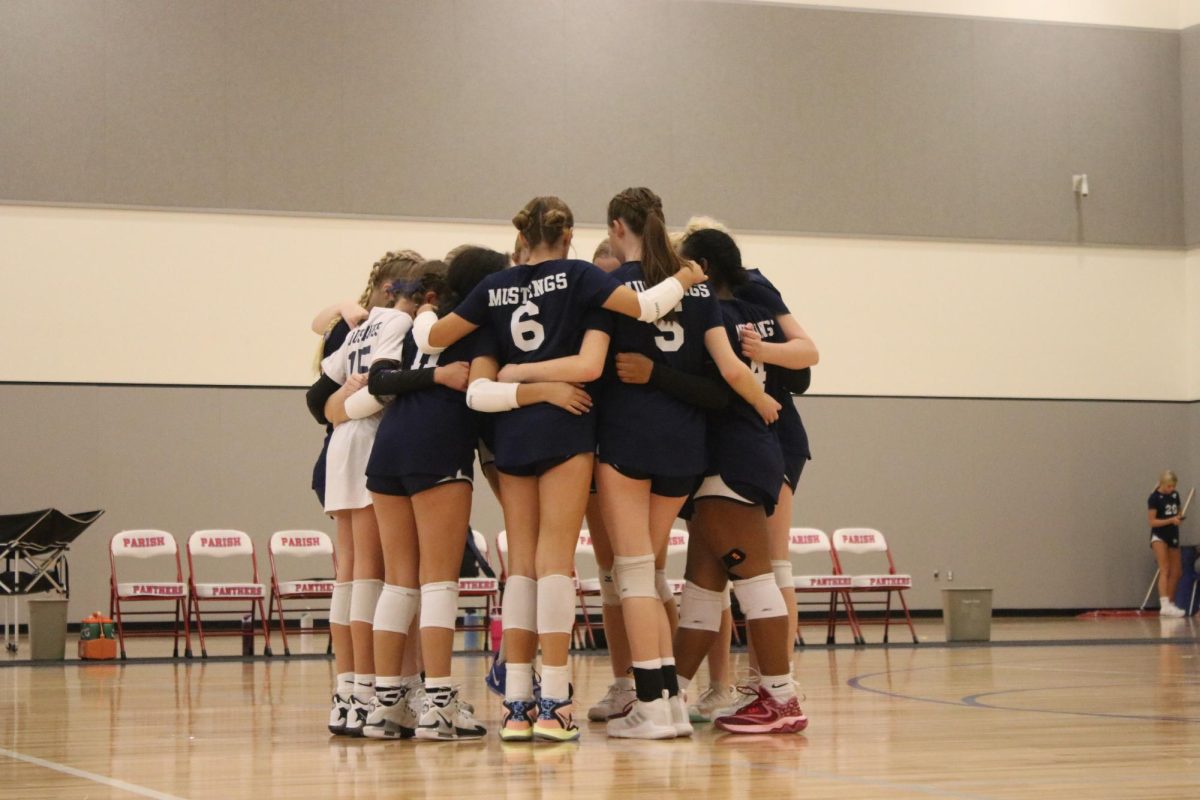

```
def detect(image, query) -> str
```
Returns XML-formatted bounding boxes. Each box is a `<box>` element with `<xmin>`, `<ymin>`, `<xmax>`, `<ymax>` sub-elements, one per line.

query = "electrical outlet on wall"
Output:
<box><xmin>947</xmin><ymin>570</ymin><xmax>954</xmax><ymax>582</ymax></box>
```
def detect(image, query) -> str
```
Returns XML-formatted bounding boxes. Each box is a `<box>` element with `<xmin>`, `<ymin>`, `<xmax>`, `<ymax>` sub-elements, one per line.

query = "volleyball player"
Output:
<box><xmin>1149</xmin><ymin>470</ymin><xmax>1187</xmax><ymax>617</ymax></box>
<box><xmin>593</xmin><ymin>188</ymin><xmax>780</xmax><ymax>739</ymax></box>
<box><xmin>671</xmin><ymin>228</ymin><xmax>809</xmax><ymax>734</ymax></box>
<box><xmin>363</xmin><ymin>249</ymin><xmax>508</xmax><ymax>740</ymax></box>
<box><xmin>411</xmin><ymin>196</ymin><xmax>704</xmax><ymax>741</ymax></box>
<box><xmin>305</xmin><ymin>251</ymin><xmax>423</xmax><ymax>735</ymax></box>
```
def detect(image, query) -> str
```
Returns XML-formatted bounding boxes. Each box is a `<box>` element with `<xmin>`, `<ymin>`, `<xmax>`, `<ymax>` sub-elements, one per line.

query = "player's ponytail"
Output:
<box><xmin>608</xmin><ymin>187</ymin><xmax>688</xmax><ymax>322</ymax></box>
<box><xmin>438</xmin><ymin>247</ymin><xmax>509</xmax><ymax>317</ymax></box>
<box><xmin>607</xmin><ymin>187</ymin><xmax>687</xmax><ymax>290</ymax></box>
<box><xmin>680</xmin><ymin>228</ymin><xmax>747</xmax><ymax>292</ymax></box>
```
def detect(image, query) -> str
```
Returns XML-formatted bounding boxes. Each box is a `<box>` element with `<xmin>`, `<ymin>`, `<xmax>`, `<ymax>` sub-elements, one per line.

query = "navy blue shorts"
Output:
<box><xmin>1151</xmin><ymin>529</ymin><xmax>1180</xmax><ymax>549</ymax></box>
<box><xmin>497</xmin><ymin>454</ymin><xmax>576</xmax><ymax>478</ymax></box>
<box><xmin>367</xmin><ymin>465</ymin><xmax>474</xmax><ymax>498</ymax></box>
<box><xmin>312</xmin><ymin>432</ymin><xmax>332</xmax><ymax>507</ymax></box>
<box><xmin>598</xmin><ymin>457</ymin><xmax>698</xmax><ymax>498</ymax></box>
<box><xmin>783</xmin><ymin>455</ymin><xmax>808</xmax><ymax>494</ymax></box>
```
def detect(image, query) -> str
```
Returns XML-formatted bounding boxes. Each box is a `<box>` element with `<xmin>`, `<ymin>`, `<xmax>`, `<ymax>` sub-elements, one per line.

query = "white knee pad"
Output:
<box><xmin>613</xmin><ymin>554</ymin><xmax>657</xmax><ymax>600</ymax></box>
<box><xmin>733</xmin><ymin>573</ymin><xmax>787</xmax><ymax>620</ymax></box>
<box><xmin>679</xmin><ymin>581</ymin><xmax>724</xmax><ymax>632</ymax></box>
<box><xmin>536</xmin><ymin>574</ymin><xmax>577</xmax><ymax>634</ymax></box>
<box><xmin>722</xmin><ymin>582</ymin><xmax>732</xmax><ymax>610</ymax></box>
<box><xmin>599</xmin><ymin>569</ymin><xmax>620</xmax><ymax>607</ymax></box>
<box><xmin>502</xmin><ymin>575</ymin><xmax>537</xmax><ymax>632</ymax></box>
<box><xmin>771</xmin><ymin>560</ymin><xmax>795</xmax><ymax>591</ymax></box>
<box><xmin>420</xmin><ymin>581</ymin><xmax>459</xmax><ymax>631</ymax></box>
<box><xmin>349</xmin><ymin>579</ymin><xmax>384</xmax><ymax>625</ymax></box>
<box><xmin>655</xmin><ymin>570</ymin><xmax>673</xmax><ymax>604</ymax></box>
<box><xmin>371</xmin><ymin>583</ymin><xmax>419</xmax><ymax>633</ymax></box>
<box><xmin>330</xmin><ymin>582</ymin><xmax>352</xmax><ymax>626</ymax></box>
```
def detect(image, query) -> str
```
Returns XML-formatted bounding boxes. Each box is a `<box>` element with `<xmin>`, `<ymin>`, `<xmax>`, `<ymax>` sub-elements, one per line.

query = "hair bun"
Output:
<box><xmin>512</xmin><ymin>210</ymin><xmax>532</xmax><ymax>231</ymax></box>
<box><xmin>543</xmin><ymin>208</ymin><xmax>568</xmax><ymax>229</ymax></box>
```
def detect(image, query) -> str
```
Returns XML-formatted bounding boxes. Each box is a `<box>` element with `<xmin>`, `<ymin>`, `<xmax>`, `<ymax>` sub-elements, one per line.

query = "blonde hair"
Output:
<box><xmin>312</xmin><ymin>249</ymin><xmax>424</xmax><ymax>374</ymax></box>
<box><xmin>1159</xmin><ymin>470</ymin><xmax>1178</xmax><ymax>487</ymax></box>
<box><xmin>683</xmin><ymin>215</ymin><xmax>730</xmax><ymax>236</ymax></box>
<box><xmin>593</xmin><ymin>238</ymin><xmax>614</xmax><ymax>261</ymax></box>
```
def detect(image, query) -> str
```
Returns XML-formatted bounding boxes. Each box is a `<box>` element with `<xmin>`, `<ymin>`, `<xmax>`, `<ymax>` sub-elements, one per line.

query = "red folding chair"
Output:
<box><xmin>186</xmin><ymin>530</ymin><xmax>272</xmax><ymax>657</ymax></box>
<box><xmin>456</xmin><ymin>530</ymin><xmax>499</xmax><ymax>651</ymax></box>
<box><xmin>267</xmin><ymin>530</ymin><xmax>335</xmax><ymax>656</ymax></box>
<box><xmin>789</xmin><ymin>527</ymin><xmax>862</xmax><ymax>645</ymax></box>
<box><xmin>109</xmin><ymin>530</ymin><xmax>191</xmax><ymax>659</ymax></box>
<box><xmin>831</xmin><ymin>528</ymin><xmax>917</xmax><ymax>644</ymax></box>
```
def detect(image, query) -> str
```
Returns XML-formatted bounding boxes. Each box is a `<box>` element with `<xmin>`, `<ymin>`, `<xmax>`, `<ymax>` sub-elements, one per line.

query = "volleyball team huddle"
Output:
<box><xmin>306</xmin><ymin>187</ymin><xmax>819</xmax><ymax>743</ymax></box>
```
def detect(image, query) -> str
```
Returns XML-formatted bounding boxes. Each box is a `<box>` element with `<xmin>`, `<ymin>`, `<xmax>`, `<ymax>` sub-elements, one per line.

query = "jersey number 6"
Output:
<box><xmin>511</xmin><ymin>301</ymin><xmax>546</xmax><ymax>353</ymax></box>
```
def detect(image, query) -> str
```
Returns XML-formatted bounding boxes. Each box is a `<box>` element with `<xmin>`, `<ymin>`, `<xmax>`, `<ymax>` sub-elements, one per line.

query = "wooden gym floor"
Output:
<box><xmin>2</xmin><ymin>617</ymin><xmax>1198</xmax><ymax>799</ymax></box>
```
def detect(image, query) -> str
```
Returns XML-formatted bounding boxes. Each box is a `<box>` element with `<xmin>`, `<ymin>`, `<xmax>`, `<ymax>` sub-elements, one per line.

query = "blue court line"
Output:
<box><xmin>960</xmin><ymin>684</ymin><xmax>1200</xmax><ymax>724</ymax></box>
<box><xmin>848</xmin><ymin>664</ymin><xmax>1200</xmax><ymax>725</ymax></box>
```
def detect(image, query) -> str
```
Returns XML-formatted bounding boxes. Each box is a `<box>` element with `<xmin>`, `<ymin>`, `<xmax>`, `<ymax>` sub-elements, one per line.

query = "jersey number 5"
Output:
<box><xmin>653</xmin><ymin>303</ymin><xmax>684</xmax><ymax>353</ymax></box>
<box><xmin>511</xmin><ymin>301</ymin><xmax>545</xmax><ymax>352</ymax></box>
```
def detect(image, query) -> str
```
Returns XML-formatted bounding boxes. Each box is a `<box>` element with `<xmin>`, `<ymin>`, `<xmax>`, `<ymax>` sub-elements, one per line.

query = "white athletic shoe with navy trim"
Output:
<box><xmin>415</xmin><ymin>690</ymin><xmax>487</xmax><ymax>741</ymax></box>
<box><xmin>362</xmin><ymin>692</ymin><xmax>416</xmax><ymax>740</ymax></box>
<box><xmin>328</xmin><ymin>693</ymin><xmax>351</xmax><ymax>735</ymax></box>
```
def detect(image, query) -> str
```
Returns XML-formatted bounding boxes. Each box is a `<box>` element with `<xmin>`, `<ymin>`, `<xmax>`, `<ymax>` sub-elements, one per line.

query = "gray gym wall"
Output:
<box><xmin>0</xmin><ymin>385</ymin><xmax>1188</xmax><ymax>617</ymax></box>
<box><xmin>2</xmin><ymin>1</ymin><xmax>1198</xmax><ymax>621</ymax></box>
<box><xmin>0</xmin><ymin>0</ymin><xmax>1189</xmax><ymax>247</ymax></box>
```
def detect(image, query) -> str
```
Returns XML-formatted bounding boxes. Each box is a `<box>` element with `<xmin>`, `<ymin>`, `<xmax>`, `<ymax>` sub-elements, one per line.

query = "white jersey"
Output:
<box><xmin>320</xmin><ymin>307</ymin><xmax>412</xmax><ymax>512</ymax></box>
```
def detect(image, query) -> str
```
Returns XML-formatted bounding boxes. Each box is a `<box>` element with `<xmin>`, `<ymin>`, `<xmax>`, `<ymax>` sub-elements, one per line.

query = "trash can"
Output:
<box><xmin>27</xmin><ymin>597</ymin><xmax>69</xmax><ymax>660</ymax></box>
<box><xmin>941</xmin><ymin>588</ymin><xmax>993</xmax><ymax>642</ymax></box>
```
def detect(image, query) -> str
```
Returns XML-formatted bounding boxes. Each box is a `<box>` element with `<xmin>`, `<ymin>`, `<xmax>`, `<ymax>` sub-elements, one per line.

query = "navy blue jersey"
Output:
<box><xmin>737</xmin><ymin>270</ymin><xmax>811</xmax><ymax>464</ymax></box>
<box><xmin>1148</xmin><ymin>490</ymin><xmax>1181</xmax><ymax>538</ymax></box>
<box><xmin>312</xmin><ymin>319</ymin><xmax>351</xmax><ymax>502</ymax></box>
<box><xmin>457</xmin><ymin>259</ymin><xmax>619</xmax><ymax>470</ymax></box>
<box><xmin>367</xmin><ymin>330</ymin><xmax>482</xmax><ymax>479</ymax></box>
<box><xmin>597</xmin><ymin>263</ymin><xmax>724</xmax><ymax>476</ymax></box>
<box><xmin>705</xmin><ymin>296</ymin><xmax>786</xmax><ymax>501</ymax></box>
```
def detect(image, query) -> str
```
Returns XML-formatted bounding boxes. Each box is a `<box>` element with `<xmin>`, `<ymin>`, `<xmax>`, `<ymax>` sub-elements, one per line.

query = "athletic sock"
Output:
<box><xmin>375</xmin><ymin>676</ymin><xmax>402</xmax><ymax>706</ymax></box>
<box><xmin>352</xmin><ymin>674</ymin><xmax>376</xmax><ymax>703</ymax></box>
<box><xmin>506</xmin><ymin>663</ymin><xmax>534</xmax><ymax>702</ymax></box>
<box><xmin>425</xmin><ymin>677</ymin><xmax>454</xmax><ymax>708</ymax></box>
<box><xmin>661</xmin><ymin>657</ymin><xmax>680</xmax><ymax>698</ymax></box>
<box><xmin>541</xmin><ymin>664</ymin><xmax>571</xmax><ymax>701</ymax></box>
<box><xmin>400</xmin><ymin>673</ymin><xmax>422</xmax><ymax>690</ymax></box>
<box><xmin>761</xmin><ymin>673</ymin><xmax>796</xmax><ymax>702</ymax></box>
<box><xmin>335</xmin><ymin>672</ymin><xmax>354</xmax><ymax>697</ymax></box>
<box><xmin>631</xmin><ymin>659</ymin><xmax>665</xmax><ymax>703</ymax></box>
<box><xmin>677</xmin><ymin>674</ymin><xmax>691</xmax><ymax>694</ymax></box>
<box><xmin>614</xmin><ymin>675</ymin><xmax>635</xmax><ymax>691</ymax></box>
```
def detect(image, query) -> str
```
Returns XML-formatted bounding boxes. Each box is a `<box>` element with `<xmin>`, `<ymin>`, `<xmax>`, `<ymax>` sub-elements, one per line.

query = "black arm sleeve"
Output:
<box><xmin>368</xmin><ymin>359</ymin><xmax>438</xmax><ymax>397</ymax></box>
<box><xmin>648</xmin><ymin>362</ymin><xmax>731</xmax><ymax>411</ymax></box>
<box><xmin>305</xmin><ymin>374</ymin><xmax>340</xmax><ymax>425</ymax></box>
<box><xmin>778</xmin><ymin>367</ymin><xmax>811</xmax><ymax>395</ymax></box>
